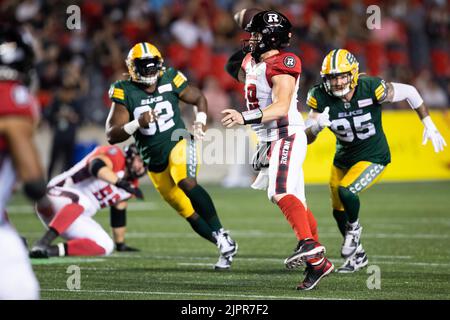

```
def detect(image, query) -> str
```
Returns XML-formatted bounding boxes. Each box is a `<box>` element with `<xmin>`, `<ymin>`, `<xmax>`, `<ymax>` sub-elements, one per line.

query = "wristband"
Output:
<box><xmin>195</xmin><ymin>111</ymin><xmax>207</xmax><ymax>126</ymax></box>
<box><xmin>241</xmin><ymin>108</ymin><xmax>263</xmax><ymax>124</ymax></box>
<box><xmin>123</xmin><ymin>119</ymin><xmax>140</xmax><ymax>135</ymax></box>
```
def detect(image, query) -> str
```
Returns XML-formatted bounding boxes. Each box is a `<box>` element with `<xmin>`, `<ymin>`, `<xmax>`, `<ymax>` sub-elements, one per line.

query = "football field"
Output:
<box><xmin>8</xmin><ymin>181</ymin><xmax>450</xmax><ymax>300</ymax></box>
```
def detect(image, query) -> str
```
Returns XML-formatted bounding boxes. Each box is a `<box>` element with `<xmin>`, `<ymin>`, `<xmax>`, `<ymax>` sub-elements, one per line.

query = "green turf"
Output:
<box><xmin>8</xmin><ymin>181</ymin><xmax>450</xmax><ymax>300</ymax></box>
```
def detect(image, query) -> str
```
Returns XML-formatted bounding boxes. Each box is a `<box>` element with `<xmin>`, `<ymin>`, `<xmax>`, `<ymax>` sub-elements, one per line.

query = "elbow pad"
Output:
<box><xmin>391</xmin><ymin>82</ymin><xmax>423</xmax><ymax>109</ymax></box>
<box><xmin>88</xmin><ymin>158</ymin><xmax>107</xmax><ymax>177</ymax></box>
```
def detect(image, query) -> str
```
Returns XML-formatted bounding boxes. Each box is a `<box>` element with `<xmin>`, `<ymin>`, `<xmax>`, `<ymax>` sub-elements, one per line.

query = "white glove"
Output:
<box><xmin>251</xmin><ymin>168</ymin><xmax>269</xmax><ymax>190</ymax></box>
<box><xmin>193</xmin><ymin>122</ymin><xmax>206</xmax><ymax>140</ymax></box>
<box><xmin>310</xmin><ymin>107</ymin><xmax>331</xmax><ymax>135</ymax></box>
<box><xmin>193</xmin><ymin>109</ymin><xmax>207</xmax><ymax>141</ymax></box>
<box><xmin>422</xmin><ymin>116</ymin><xmax>447</xmax><ymax>153</ymax></box>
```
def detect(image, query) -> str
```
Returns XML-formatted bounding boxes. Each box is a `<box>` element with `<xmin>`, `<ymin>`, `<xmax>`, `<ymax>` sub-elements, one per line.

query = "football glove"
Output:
<box><xmin>309</xmin><ymin>107</ymin><xmax>331</xmax><ymax>135</ymax></box>
<box><xmin>193</xmin><ymin>122</ymin><xmax>206</xmax><ymax>140</ymax></box>
<box><xmin>252</xmin><ymin>142</ymin><xmax>270</xmax><ymax>171</ymax></box>
<box><xmin>422</xmin><ymin>116</ymin><xmax>447</xmax><ymax>153</ymax></box>
<box><xmin>193</xmin><ymin>109</ymin><xmax>207</xmax><ymax>140</ymax></box>
<box><xmin>115</xmin><ymin>179</ymin><xmax>144</xmax><ymax>200</ymax></box>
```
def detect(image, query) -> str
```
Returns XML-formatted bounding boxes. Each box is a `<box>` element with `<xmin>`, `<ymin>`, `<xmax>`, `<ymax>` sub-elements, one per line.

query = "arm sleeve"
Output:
<box><xmin>391</xmin><ymin>82</ymin><xmax>424</xmax><ymax>109</ymax></box>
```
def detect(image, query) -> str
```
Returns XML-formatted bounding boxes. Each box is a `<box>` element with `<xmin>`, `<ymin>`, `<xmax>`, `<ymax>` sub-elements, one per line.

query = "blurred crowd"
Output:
<box><xmin>1</xmin><ymin>0</ymin><xmax>449</xmax><ymax>128</ymax></box>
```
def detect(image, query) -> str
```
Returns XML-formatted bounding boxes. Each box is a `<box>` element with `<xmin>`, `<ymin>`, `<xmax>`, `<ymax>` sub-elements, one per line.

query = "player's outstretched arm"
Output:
<box><xmin>305</xmin><ymin>107</ymin><xmax>331</xmax><ymax>144</ymax></box>
<box><xmin>88</xmin><ymin>155</ymin><xmax>144</xmax><ymax>199</ymax></box>
<box><xmin>179</xmin><ymin>85</ymin><xmax>208</xmax><ymax>140</ymax></box>
<box><xmin>382</xmin><ymin>82</ymin><xmax>447</xmax><ymax>153</ymax></box>
<box><xmin>221</xmin><ymin>74</ymin><xmax>295</xmax><ymax>128</ymax></box>
<box><xmin>88</xmin><ymin>155</ymin><xmax>118</xmax><ymax>184</ymax></box>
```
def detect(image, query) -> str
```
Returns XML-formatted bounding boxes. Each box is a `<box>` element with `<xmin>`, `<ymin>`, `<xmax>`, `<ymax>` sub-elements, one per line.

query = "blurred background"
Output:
<box><xmin>1</xmin><ymin>0</ymin><xmax>449</xmax><ymax>183</ymax></box>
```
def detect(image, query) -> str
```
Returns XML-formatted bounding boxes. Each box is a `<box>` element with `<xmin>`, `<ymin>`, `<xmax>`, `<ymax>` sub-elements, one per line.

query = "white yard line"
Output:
<box><xmin>40</xmin><ymin>288</ymin><xmax>349</xmax><ymax>300</ymax></box>
<box><xmin>178</xmin><ymin>263</ymin><xmax>215</xmax><ymax>267</ymax></box>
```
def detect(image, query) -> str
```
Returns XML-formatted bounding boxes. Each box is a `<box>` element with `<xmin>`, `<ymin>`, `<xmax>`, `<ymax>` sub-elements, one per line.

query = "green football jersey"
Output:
<box><xmin>109</xmin><ymin>67</ymin><xmax>189</xmax><ymax>172</ymax></box>
<box><xmin>306</xmin><ymin>76</ymin><xmax>391</xmax><ymax>169</ymax></box>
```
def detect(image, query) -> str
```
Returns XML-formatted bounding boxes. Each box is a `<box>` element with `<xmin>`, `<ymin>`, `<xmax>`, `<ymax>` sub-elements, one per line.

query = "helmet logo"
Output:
<box><xmin>264</xmin><ymin>13</ymin><xmax>280</xmax><ymax>24</ymax></box>
<box><xmin>346</xmin><ymin>52</ymin><xmax>356</xmax><ymax>64</ymax></box>
<box><xmin>284</xmin><ymin>56</ymin><xmax>296</xmax><ymax>68</ymax></box>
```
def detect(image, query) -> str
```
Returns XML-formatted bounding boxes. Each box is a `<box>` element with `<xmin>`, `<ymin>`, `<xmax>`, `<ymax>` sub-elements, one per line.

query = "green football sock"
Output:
<box><xmin>184</xmin><ymin>185</ymin><xmax>223</xmax><ymax>232</ymax></box>
<box><xmin>338</xmin><ymin>186</ymin><xmax>360</xmax><ymax>224</ymax></box>
<box><xmin>186</xmin><ymin>213</ymin><xmax>216</xmax><ymax>244</ymax></box>
<box><xmin>332</xmin><ymin>209</ymin><xmax>348</xmax><ymax>237</ymax></box>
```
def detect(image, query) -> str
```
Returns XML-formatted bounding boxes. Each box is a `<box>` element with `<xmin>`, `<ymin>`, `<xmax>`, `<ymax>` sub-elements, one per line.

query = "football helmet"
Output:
<box><xmin>126</xmin><ymin>42</ymin><xmax>164</xmax><ymax>86</ymax></box>
<box><xmin>124</xmin><ymin>144</ymin><xmax>146</xmax><ymax>179</ymax></box>
<box><xmin>244</xmin><ymin>10</ymin><xmax>292</xmax><ymax>60</ymax></box>
<box><xmin>0</xmin><ymin>24</ymin><xmax>34</xmax><ymax>82</ymax></box>
<box><xmin>320</xmin><ymin>49</ymin><xmax>359</xmax><ymax>97</ymax></box>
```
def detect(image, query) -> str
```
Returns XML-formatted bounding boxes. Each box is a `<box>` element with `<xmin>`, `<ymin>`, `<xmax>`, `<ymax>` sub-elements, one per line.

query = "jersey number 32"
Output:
<box><xmin>133</xmin><ymin>101</ymin><xmax>175</xmax><ymax>135</ymax></box>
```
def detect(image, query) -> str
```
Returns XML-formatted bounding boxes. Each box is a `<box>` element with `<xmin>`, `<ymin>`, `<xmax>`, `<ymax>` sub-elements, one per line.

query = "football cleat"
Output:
<box><xmin>341</xmin><ymin>222</ymin><xmax>362</xmax><ymax>258</ymax></box>
<box><xmin>29</xmin><ymin>243</ymin><xmax>50</xmax><ymax>259</ymax></box>
<box><xmin>215</xmin><ymin>229</ymin><xmax>238</xmax><ymax>258</ymax></box>
<box><xmin>284</xmin><ymin>239</ymin><xmax>325</xmax><ymax>269</ymax></box>
<box><xmin>336</xmin><ymin>245</ymin><xmax>368</xmax><ymax>273</ymax></box>
<box><xmin>296</xmin><ymin>258</ymin><xmax>334</xmax><ymax>291</ymax></box>
<box><xmin>214</xmin><ymin>255</ymin><xmax>233</xmax><ymax>270</ymax></box>
<box><xmin>30</xmin><ymin>240</ymin><xmax>60</xmax><ymax>258</ymax></box>
<box><xmin>115</xmin><ymin>243</ymin><xmax>140</xmax><ymax>252</ymax></box>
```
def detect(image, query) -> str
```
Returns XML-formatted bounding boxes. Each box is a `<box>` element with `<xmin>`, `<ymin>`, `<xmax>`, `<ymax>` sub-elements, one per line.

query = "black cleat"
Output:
<box><xmin>296</xmin><ymin>258</ymin><xmax>334</xmax><ymax>291</ymax></box>
<box><xmin>284</xmin><ymin>239</ymin><xmax>325</xmax><ymax>269</ymax></box>
<box><xmin>29</xmin><ymin>244</ymin><xmax>50</xmax><ymax>259</ymax></box>
<box><xmin>115</xmin><ymin>243</ymin><xmax>140</xmax><ymax>252</ymax></box>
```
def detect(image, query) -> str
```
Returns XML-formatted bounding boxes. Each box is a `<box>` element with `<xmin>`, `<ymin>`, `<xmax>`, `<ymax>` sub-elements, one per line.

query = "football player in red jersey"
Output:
<box><xmin>222</xmin><ymin>10</ymin><xmax>334</xmax><ymax>290</ymax></box>
<box><xmin>0</xmin><ymin>25</ymin><xmax>49</xmax><ymax>299</ymax></box>
<box><xmin>30</xmin><ymin>144</ymin><xmax>145</xmax><ymax>258</ymax></box>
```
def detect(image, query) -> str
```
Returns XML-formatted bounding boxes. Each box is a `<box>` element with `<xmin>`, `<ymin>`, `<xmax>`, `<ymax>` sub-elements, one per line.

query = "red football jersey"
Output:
<box><xmin>0</xmin><ymin>81</ymin><xmax>40</xmax><ymax>151</ymax></box>
<box><xmin>241</xmin><ymin>51</ymin><xmax>305</xmax><ymax>141</ymax></box>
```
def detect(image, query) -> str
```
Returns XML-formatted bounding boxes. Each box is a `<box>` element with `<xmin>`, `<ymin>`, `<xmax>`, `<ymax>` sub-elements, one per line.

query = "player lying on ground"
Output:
<box><xmin>222</xmin><ymin>10</ymin><xmax>333</xmax><ymax>290</ymax></box>
<box><xmin>305</xmin><ymin>49</ymin><xmax>447</xmax><ymax>273</ymax></box>
<box><xmin>106</xmin><ymin>42</ymin><xmax>237</xmax><ymax>270</ymax></box>
<box><xmin>30</xmin><ymin>144</ymin><xmax>145</xmax><ymax>258</ymax></box>
<box><xmin>0</xmin><ymin>25</ymin><xmax>48</xmax><ymax>299</ymax></box>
